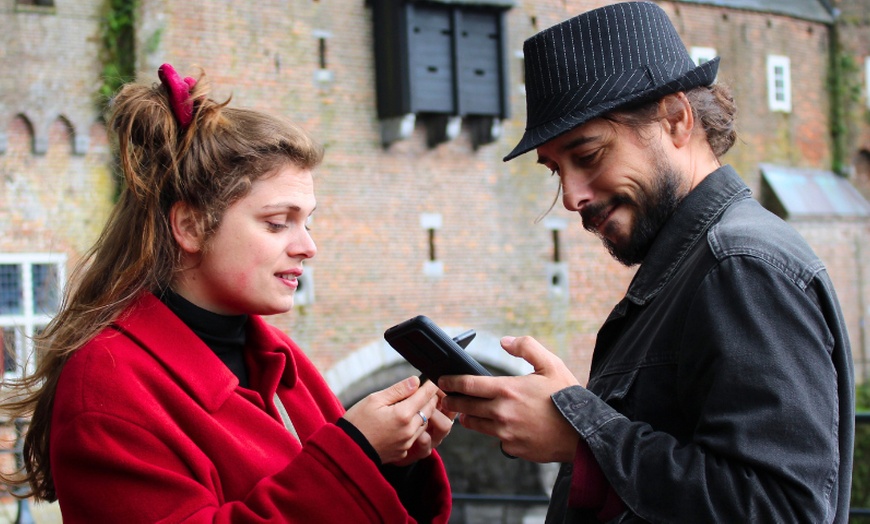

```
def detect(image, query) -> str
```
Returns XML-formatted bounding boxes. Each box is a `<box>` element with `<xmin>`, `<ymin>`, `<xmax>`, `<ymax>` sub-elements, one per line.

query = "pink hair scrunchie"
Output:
<box><xmin>158</xmin><ymin>63</ymin><xmax>197</xmax><ymax>131</ymax></box>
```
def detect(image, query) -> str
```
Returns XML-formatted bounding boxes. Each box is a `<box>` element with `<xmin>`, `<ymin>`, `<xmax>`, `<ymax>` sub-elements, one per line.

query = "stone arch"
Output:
<box><xmin>49</xmin><ymin>115</ymin><xmax>76</xmax><ymax>154</ymax></box>
<box><xmin>324</xmin><ymin>326</ymin><xmax>533</xmax><ymax>401</ymax></box>
<box><xmin>68</xmin><ymin>112</ymin><xmax>101</xmax><ymax>155</ymax></box>
<box><xmin>5</xmin><ymin>113</ymin><xmax>37</xmax><ymax>154</ymax></box>
<box><xmin>853</xmin><ymin>148</ymin><xmax>870</xmax><ymax>202</ymax></box>
<box><xmin>324</xmin><ymin>329</ymin><xmax>550</xmax><ymax>523</ymax></box>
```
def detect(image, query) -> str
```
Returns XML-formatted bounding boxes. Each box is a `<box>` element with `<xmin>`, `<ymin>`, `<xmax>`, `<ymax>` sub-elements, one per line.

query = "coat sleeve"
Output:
<box><xmin>553</xmin><ymin>256</ymin><xmax>847</xmax><ymax>523</ymax></box>
<box><xmin>50</xmin><ymin>321</ymin><xmax>452</xmax><ymax>524</ymax></box>
<box><xmin>51</xmin><ymin>409</ymin><xmax>450</xmax><ymax>523</ymax></box>
<box><xmin>281</xmin><ymin>330</ymin><xmax>453</xmax><ymax>523</ymax></box>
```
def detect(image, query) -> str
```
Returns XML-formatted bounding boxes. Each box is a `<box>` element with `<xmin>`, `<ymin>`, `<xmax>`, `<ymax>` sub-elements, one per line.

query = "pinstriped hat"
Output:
<box><xmin>504</xmin><ymin>1</ymin><xmax>719</xmax><ymax>161</ymax></box>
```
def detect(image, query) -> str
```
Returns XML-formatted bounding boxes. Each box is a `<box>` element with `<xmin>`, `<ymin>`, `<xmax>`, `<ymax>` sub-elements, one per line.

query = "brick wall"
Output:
<box><xmin>0</xmin><ymin>0</ymin><xmax>866</xmax><ymax>396</ymax></box>
<box><xmin>0</xmin><ymin>0</ymin><xmax>114</xmax><ymax>260</ymax></box>
<box><xmin>831</xmin><ymin>0</ymin><xmax>870</xmax><ymax>199</ymax></box>
<box><xmin>4</xmin><ymin>0</ymin><xmax>870</xmax><ymax>512</ymax></box>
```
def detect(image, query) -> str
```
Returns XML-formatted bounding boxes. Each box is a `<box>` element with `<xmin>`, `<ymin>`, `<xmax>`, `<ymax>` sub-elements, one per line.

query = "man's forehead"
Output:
<box><xmin>536</xmin><ymin>120</ymin><xmax>612</xmax><ymax>161</ymax></box>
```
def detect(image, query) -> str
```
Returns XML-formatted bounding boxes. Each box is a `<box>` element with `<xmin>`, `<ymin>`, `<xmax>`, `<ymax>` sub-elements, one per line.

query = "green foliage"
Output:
<box><xmin>97</xmin><ymin>0</ymin><xmax>139</xmax><ymax>110</ymax></box>
<box><xmin>854</xmin><ymin>382</ymin><xmax>870</xmax><ymax>509</ymax></box>
<box><xmin>828</xmin><ymin>26</ymin><xmax>864</xmax><ymax>177</ymax></box>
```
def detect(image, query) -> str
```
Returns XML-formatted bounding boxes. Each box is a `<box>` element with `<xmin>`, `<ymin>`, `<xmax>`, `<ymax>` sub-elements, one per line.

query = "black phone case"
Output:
<box><xmin>384</xmin><ymin>315</ymin><xmax>492</xmax><ymax>382</ymax></box>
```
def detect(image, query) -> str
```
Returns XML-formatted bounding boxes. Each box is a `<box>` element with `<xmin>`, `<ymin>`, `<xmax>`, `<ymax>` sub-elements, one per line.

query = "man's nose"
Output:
<box><xmin>561</xmin><ymin>175</ymin><xmax>595</xmax><ymax>212</ymax></box>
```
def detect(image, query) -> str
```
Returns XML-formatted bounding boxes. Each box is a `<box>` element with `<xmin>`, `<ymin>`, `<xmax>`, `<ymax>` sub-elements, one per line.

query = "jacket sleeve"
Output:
<box><xmin>51</xmin><ymin>410</ymin><xmax>450</xmax><ymax>524</ymax></box>
<box><xmin>552</xmin><ymin>256</ymin><xmax>847</xmax><ymax>523</ymax></box>
<box><xmin>284</xmin><ymin>331</ymin><xmax>453</xmax><ymax>524</ymax></box>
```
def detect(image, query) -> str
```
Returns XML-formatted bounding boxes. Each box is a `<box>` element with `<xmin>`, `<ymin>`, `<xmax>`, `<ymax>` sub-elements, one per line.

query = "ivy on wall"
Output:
<box><xmin>97</xmin><ymin>0</ymin><xmax>138</xmax><ymax>110</ymax></box>
<box><xmin>96</xmin><ymin>0</ymin><xmax>139</xmax><ymax>199</ymax></box>
<box><xmin>828</xmin><ymin>21</ymin><xmax>864</xmax><ymax>176</ymax></box>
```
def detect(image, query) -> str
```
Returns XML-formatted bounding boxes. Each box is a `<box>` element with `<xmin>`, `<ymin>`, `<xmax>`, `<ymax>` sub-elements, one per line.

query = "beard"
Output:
<box><xmin>581</xmin><ymin>157</ymin><xmax>687</xmax><ymax>267</ymax></box>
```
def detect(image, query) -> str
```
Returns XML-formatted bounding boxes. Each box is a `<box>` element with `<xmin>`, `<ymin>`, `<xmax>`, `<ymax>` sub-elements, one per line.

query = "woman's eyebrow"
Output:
<box><xmin>262</xmin><ymin>203</ymin><xmax>302</xmax><ymax>212</ymax></box>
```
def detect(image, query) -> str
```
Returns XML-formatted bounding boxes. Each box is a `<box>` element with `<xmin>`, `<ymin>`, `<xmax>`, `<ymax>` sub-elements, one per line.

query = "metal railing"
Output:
<box><xmin>0</xmin><ymin>418</ymin><xmax>33</xmax><ymax>524</ymax></box>
<box><xmin>1</xmin><ymin>415</ymin><xmax>868</xmax><ymax>523</ymax></box>
<box><xmin>454</xmin><ymin>412</ymin><xmax>870</xmax><ymax>522</ymax></box>
<box><xmin>851</xmin><ymin>412</ymin><xmax>870</xmax><ymax>519</ymax></box>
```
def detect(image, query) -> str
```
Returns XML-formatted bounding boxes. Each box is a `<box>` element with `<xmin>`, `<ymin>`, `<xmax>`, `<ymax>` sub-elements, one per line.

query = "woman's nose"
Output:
<box><xmin>291</xmin><ymin>229</ymin><xmax>317</xmax><ymax>259</ymax></box>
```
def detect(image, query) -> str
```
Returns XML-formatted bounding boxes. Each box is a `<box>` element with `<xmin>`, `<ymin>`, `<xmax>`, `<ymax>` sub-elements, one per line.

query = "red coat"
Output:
<box><xmin>51</xmin><ymin>293</ymin><xmax>451</xmax><ymax>523</ymax></box>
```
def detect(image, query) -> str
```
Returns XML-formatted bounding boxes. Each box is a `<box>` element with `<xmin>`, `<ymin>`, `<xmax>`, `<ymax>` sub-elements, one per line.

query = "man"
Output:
<box><xmin>440</xmin><ymin>2</ymin><xmax>855</xmax><ymax>522</ymax></box>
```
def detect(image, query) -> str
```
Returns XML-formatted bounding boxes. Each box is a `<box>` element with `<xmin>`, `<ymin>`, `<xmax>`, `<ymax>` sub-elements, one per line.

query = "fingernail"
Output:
<box><xmin>501</xmin><ymin>336</ymin><xmax>515</xmax><ymax>345</ymax></box>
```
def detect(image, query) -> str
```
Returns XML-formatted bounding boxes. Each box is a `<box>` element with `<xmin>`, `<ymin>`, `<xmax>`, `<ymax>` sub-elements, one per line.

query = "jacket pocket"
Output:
<box><xmin>587</xmin><ymin>368</ymin><xmax>639</xmax><ymax>418</ymax></box>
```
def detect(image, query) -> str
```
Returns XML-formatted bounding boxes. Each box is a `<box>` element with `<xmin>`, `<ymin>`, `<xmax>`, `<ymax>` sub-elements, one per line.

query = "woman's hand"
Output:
<box><xmin>391</xmin><ymin>387</ymin><xmax>457</xmax><ymax>466</ymax></box>
<box><xmin>344</xmin><ymin>376</ymin><xmax>455</xmax><ymax>465</ymax></box>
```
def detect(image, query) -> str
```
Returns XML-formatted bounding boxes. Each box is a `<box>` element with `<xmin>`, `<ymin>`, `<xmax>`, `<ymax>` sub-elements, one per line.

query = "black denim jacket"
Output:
<box><xmin>547</xmin><ymin>165</ymin><xmax>855</xmax><ymax>523</ymax></box>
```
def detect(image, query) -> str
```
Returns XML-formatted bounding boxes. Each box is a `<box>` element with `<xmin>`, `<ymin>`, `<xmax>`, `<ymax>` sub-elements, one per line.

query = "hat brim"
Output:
<box><xmin>503</xmin><ymin>57</ymin><xmax>720</xmax><ymax>162</ymax></box>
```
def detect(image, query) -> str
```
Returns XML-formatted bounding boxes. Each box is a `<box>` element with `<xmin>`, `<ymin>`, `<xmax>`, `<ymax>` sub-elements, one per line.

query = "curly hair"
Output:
<box><xmin>1</xmin><ymin>68</ymin><xmax>323</xmax><ymax>501</ymax></box>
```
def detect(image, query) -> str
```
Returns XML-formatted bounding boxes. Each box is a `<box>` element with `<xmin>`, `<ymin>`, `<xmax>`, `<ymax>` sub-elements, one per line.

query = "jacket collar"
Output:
<box><xmin>625</xmin><ymin>164</ymin><xmax>751</xmax><ymax>305</ymax></box>
<box><xmin>113</xmin><ymin>293</ymin><xmax>299</xmax><ymax>412</ymax></box>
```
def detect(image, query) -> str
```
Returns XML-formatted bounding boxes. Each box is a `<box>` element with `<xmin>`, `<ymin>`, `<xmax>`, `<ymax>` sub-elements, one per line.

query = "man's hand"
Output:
<box><xmin>439</xmin><ymin>335</ymin><xmax>581</xmax><ymax>463</ymax></box>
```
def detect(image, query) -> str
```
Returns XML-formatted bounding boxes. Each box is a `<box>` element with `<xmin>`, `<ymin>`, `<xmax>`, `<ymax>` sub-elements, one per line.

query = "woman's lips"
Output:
<box><xmin>276</xmin><ymin>270</ymin><xmax>301</xmax><ymax>289</ymax></box>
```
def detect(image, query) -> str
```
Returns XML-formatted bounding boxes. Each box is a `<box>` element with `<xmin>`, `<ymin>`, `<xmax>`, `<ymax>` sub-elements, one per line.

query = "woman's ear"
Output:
<box><xmin>659</xmin><ymin>92</ymin><xmax>694</xmax><ymax>149</ymax></box>
<box><xmin>170</xmin><ymin>201</ymin><xmax>204</xmax><ymax>254</ymax></box>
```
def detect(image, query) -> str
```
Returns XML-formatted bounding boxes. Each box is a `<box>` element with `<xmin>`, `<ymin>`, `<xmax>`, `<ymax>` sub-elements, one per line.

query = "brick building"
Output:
<box><xmin>2</xmin><ymin>0</ymin><xmax>869</xmax><ymax>520</ymax></box>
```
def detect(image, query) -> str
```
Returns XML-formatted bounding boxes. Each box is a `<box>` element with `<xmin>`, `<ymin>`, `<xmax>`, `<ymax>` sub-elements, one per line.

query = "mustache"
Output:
<box><xmin>581</xmin><ymin>194</ymin><xmax>633</xmax><ymax>232</ymax></box>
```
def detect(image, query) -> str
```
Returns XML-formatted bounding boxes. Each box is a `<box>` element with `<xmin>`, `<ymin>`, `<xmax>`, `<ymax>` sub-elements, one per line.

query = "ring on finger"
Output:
<box><xmin>417</xmin><ymin>410</ymin><xmax>428</xmax><ymax>426</ymax></box>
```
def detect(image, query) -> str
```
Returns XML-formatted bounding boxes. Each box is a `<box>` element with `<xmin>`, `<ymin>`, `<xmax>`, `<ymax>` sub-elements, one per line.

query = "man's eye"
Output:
<box><xmin>574</xmin><ymin>151</ymin><xmax>600</xmax><ymax>167</ymax></box>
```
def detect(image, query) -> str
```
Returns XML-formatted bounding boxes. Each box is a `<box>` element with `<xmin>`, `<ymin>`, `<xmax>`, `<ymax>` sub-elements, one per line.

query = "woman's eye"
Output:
<box><xmin>266</xmin><ymin>222</ymin><xmax>288</xmax><ymax>232</ymax></box>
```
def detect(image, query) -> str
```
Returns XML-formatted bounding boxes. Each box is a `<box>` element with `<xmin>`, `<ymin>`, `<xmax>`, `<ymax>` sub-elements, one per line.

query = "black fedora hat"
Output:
<box><xmin>504</xmin><ymin>1</ymin><xmax>720</xmax><ymax>161</ymax></box>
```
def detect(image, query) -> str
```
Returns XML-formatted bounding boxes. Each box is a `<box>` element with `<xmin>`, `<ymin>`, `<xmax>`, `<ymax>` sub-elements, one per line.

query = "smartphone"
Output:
<box><xmin>384</xmin><ymin>315</ymin><xmax>492</xmax><ymax>383</ymax></box>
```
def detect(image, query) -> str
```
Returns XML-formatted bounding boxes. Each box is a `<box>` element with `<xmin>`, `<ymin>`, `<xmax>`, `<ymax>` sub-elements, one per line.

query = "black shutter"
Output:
<box><xmin>372</xmin><ymin>0</ymin><xmax>510</xmax><ymax>121</ymax></box>
<box><xmin>456</xmin><ymin>9</ymin><xmax>504</xmax><ymax>116</ymax></box>
<box><xmin>408</xmin><ymin>4</ymin><xmax>456</xmax><ymax>113</ymax></box>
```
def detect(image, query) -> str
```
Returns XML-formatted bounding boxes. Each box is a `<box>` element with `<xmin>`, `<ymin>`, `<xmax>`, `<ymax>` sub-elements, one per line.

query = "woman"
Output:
<box><xmin>1</xmin><ymin>64</ymin><xmax>453</xmax><ymax>522</ymax></box>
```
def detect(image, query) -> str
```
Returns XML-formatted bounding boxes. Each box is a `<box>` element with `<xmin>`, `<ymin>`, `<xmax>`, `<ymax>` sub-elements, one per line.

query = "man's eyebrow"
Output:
<box><xmin>536</xmin><ymin>135</ymin><xmax>600</xmax><ymax>165</ymax></box>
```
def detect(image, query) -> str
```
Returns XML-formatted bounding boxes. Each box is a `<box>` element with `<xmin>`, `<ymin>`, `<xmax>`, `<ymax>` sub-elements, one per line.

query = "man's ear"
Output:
<box><xmin>170</xmin><ymin>201</ymin><xmax>204</xmax><ymax>254</ymax></box>
<box><xmin>660</xmin><ymin>92</ymin><xmax>694</xmax><ymax>149</ymax></box>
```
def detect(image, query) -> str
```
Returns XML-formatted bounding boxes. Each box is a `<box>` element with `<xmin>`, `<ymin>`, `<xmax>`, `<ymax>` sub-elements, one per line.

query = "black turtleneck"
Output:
<box><xmin>159</xmin><ymin>288</ymin><xmax>251</xmax><ymax>389</ymax></box>
<box><xmin>157</xmin><ymin>289</ymin><xmax>385</xmax><ymax>469</ymax></box>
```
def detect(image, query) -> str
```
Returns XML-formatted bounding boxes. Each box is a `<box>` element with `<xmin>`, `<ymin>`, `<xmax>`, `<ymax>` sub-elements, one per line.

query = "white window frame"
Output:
<box><xmin>865</xmin><ymin>56</ymin><xmax>870</xmax><ymax>110</ymax></box>
<box><xmin>0</xmin><ymin>253</ymin><xmax>66</xmax><ymax>378</ymax></box>
<box><xmin>690</xmin><ymin>46</ymin><xmax>717</xmax><ymax>67</ymax></box>
<box><xmin>515</xmin><ymin>49</ymin><xmax>526</xmax><ymax>95</ymax></box>
<box><xmin>767</xmin><ymin>55</ymin><xmax>792</xmax><ymax>113</ymax></box>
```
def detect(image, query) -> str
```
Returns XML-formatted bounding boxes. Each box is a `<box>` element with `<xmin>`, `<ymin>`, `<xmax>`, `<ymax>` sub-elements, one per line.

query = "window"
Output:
<box><xmin>15</xmin><ymin>0</ymin><xmax>55</xmax><ymax>11</ymax></box>
<box><xmin>767</xmin><ymin>55</ymin><xmax>792</xmax><ymax>113</ymax></box>
<box><xmin>420</xmin><ymin>213</ymin><xmax>443</xmax><ymax>277</ymax></box>
<box><xmin>690</xmin><ymin>46</ymin><xmax>717</xmax><ymax>66</ymax></box>
<box><xmin>0</xmin><ymin>254</ymin><xmax>66</xmax><ymax>377</ymax></box>
<box><xmin>313</xmin><ymin>30</ymin><xmax>334</xmax><ymax>84</ymax></box>
<box><xmin>865</xmin><ymin>56</ymin><xmax>870</xmax><ymax>110</ymax></box>
<box><xmin>373</xmin><ymin>0</ymin><xmax>512</xmax><ymax>146</ymax></box>
<box><xmin>515</xmin><ymin>49</ymin><xmax>526</xmax><ymax>95</ymax></box>
<box><xmin>543</xmin><ymin>217</ymin><xmax>569</xmax><ymax>298</ymax></box>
